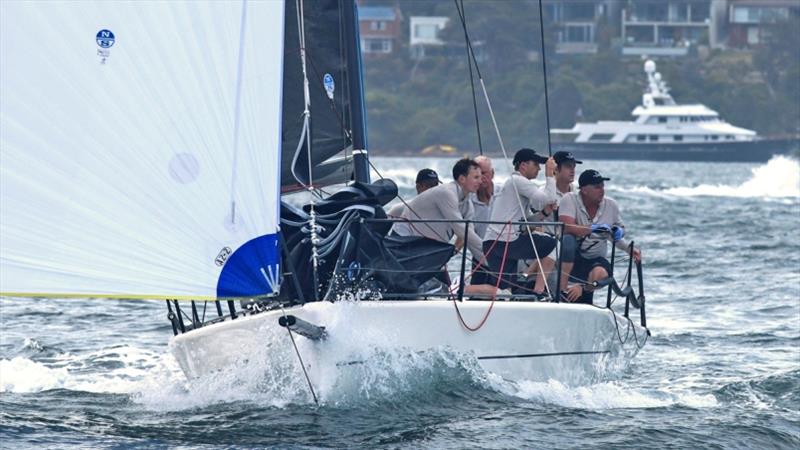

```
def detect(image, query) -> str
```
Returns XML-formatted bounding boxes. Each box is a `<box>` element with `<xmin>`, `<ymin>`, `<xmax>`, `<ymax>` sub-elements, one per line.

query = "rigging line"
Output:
<box><xmin>454</xmin><ymin>0</ymin><xmax>483</xmax><ymax>156</ymax></box>
<box><xmin>537</xmin><ymin>0</ymin><xmax>553</xmax><ymax>156</ymax></box>
<box><xmin>296</xmin><ymin>0</ymin><xmax>320</xmax><ymax>299</ymax></box>
<box><xmin>297</xmin><ymin>0</ymin><xmax>313</xmax><ymax>188</ymax></box>
<box><xmin>364</xmin><ymin>158</ymin><xmax>445</xmax><ymax>240</ymax></box>
<box><xmin>280</xmin><ymin>307</ymin><xmax>320</xmax><ymax>406</ymax></box>
<box><xmin>454</xmin><ymin>3</ymin><xmax>552</xmax><ymax>296</ymax></box>
<box><xmin>228</xmin><ymin>0</ymin><xmax>249</xmax><ymax>224</ymax></box>
<box><xmin>478</xmin><ymin>78</ymin><xmax>551</xmax><ymax>297</ymax></box>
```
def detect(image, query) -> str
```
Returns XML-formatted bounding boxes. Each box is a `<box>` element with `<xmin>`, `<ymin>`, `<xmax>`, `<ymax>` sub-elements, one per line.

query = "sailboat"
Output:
<box><xmin>0</xmin><ymin>0</ymin><xmax>648</xmax><ymax>389</ymax></box>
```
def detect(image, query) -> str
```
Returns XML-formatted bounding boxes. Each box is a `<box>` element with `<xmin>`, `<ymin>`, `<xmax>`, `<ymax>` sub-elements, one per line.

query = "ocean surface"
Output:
<box><xmin>2</xmin><ymin>155</ymin><xmax>799</xmax><ymax>449</ymax></box>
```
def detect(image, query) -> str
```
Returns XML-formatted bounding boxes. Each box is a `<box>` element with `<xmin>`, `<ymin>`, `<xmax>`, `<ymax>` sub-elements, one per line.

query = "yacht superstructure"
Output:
<box><xmin>551</xmin><ymin>60</ymin><xmax>794</xmax><ymax>161</ymax></box>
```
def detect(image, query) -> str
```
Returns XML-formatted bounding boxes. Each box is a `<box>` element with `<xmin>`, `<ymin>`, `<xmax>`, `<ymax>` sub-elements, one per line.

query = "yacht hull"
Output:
<box><xmin>553</xmin><ymin>138</ymin><xmax>798</xmax><ymax>162</ymax></box>
<box><xmin>169</xmin><ymin>300</ymin><xmax>647</xmax><ymax>385</ymax></box>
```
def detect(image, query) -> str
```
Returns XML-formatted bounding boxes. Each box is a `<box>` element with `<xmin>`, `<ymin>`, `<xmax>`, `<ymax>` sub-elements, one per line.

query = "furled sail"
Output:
<box><xmin>281</xmin><ymin>0</ymin><xmax>364</xmax><ymax>192</ymax></box>
<box><xmin>0</xmin><ymin>1</ymin><xmax>284</xmax><ymax>299</ymax></box>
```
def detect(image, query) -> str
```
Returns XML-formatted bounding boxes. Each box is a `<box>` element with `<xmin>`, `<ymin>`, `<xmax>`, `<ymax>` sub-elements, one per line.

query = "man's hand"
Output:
<box><xmin>545</xmin><ymin>157</ymin><xmax>556</xmax><ymax>177</ymax></box>
<box><xmin>543</xmin><ymin>201</ymin><xmax>557</xmax><ymax>215</ymax></box>
<box><xmin>590</xmin><ymin>223</ymin><xmax>612</xmax><ymax>234</ymax></box>
<box><xmin>632</xmin><ymin>247</ymin><xmax>642</xmax><ymax>263</ymax></box>
<box><xmin>612</xmin><ymin>226</ymin><xmax>625</xmax><ymax>242</ymax></box>
<box><xmin>564</xmin><ymin>285</ymin><xmax>583</xmax><ymax>302</ymax></box>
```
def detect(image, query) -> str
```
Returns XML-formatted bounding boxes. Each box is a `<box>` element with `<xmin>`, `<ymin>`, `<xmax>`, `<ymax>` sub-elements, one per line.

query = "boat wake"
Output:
<box><xmin>0</xmin><ymin>345</ymin><xmax>181</xmax><ymax>396</ymax></box>
<box><xmin>620</xmin><ymin>155</ymin><xmax>799</xmax><ymax>199</ymax></box>
<box><xmin>1</xmin><ymin>338</ymin><xmax>679</xmax><ymax>412</ymax></box>
<box><xmin>509</xmin><ymin>379</ymin><xmax>717</xmax><ymax>410</ymax></box>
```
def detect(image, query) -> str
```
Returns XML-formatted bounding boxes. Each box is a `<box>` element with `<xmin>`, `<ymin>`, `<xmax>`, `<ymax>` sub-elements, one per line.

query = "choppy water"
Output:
<box><xmin>2</xmin><ymin>156</ymin><xmax>799</xmax><ymax>448</ymax></box>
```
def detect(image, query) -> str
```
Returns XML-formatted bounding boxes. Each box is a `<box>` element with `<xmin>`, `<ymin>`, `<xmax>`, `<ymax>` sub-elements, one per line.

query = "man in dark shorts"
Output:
<box><xmin>558</xmin><ymin>169</ymin><xmax>642</xmax><ymax>304</ymax></box>
<box><xmin>482</xmin><ymin>148</ymin><xmax>558</xmax><ymax>299</ymax></box>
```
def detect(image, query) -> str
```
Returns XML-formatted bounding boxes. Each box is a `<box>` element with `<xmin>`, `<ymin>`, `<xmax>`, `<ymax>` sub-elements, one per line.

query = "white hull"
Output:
<box><xmin>170</xmin><ymin>301</ymin><xmax>648</xmax><ymax>385</ymax></box>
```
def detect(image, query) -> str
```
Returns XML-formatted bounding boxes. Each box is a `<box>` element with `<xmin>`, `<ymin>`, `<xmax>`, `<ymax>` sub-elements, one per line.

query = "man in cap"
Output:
<box><xmin>532</xmin><ymin>150</ymin><xmax>583</xmax><ymax>295</ymax></box>
<box><xmin>391</xmin><ymin>158</ymin><xmax>486</xmax><ymax>263</ymax></box>
<box><xmin>553</xmin><ymin>151</ymin><xmax>582</xmax><ymax>198</ymax></box>
<box><xmin>387</xmin><ymin>168</ymin><xmax>442</xmax><ymax>217</ymax></box>
<box><xmin>415</xmin><ymin>168</ymin><xmax>442</xmax><ymax>193</ymax></box>
<box><xmin>482</xmin><ymin>148</ymin><xmax>558</xmax><ymax>298</ymax></box>
<box><xmin>558</xmin><ymin>169</ymin><xmax>642</xmax><ymax>304</ymax></box>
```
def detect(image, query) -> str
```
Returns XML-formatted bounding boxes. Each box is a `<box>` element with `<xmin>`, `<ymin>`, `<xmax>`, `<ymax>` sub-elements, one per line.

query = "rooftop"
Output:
<box><xmin>358</xmin><ymin>6</ymin><xmax>396</xmax><ymax>21</ymax></box>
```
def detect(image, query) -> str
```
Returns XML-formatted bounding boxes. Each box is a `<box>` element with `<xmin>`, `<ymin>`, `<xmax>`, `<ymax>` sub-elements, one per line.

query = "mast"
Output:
<box><xmin>344</xmin><ymin>0</ymin><xmax>370</xmax><ymax>184</ymax></box>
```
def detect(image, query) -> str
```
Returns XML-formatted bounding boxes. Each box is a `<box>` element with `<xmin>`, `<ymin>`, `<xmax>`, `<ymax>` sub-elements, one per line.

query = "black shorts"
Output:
<box><xmin>482</xmin><ymin>235</ymin><xmax>557</xmax><ymax>289</ymax></box>
<box><xmin>570</xmin><ymin>255</ymin><xmax>612</xmax><ymax>304</ymax></box>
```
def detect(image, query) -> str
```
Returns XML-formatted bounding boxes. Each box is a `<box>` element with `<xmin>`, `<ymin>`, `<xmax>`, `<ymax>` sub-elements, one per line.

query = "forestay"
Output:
<box><xmin>0</xmin><ymin>1</ymin><xmax>284</xmax><ymax>299</ymax></box>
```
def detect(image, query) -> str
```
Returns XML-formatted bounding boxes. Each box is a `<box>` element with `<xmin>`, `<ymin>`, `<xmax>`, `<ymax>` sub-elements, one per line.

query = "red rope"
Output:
<box><xmin>451</xmin><ymin>221</ymin><xmax>513</xmax><ymax>332</ymax></box>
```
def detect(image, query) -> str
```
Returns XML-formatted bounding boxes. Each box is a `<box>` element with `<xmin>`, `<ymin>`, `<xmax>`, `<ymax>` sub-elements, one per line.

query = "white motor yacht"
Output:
<box><xmin>551</xmin><ymin>60</ymin><xmax>796</xmax><ymax>161</ymax></box>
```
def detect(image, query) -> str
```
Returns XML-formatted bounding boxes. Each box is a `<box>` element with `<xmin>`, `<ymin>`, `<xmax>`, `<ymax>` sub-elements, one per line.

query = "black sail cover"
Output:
<box><xmin>282</xmin><ymin>0</ymin><xmax>358</xmax><ymax>193</ymax></box>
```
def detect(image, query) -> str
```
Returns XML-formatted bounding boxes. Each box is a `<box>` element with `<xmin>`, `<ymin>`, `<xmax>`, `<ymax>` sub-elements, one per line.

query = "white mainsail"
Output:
<box><xmin>0</xmin><ymin>1</ymin><xmax>285</xmax><ymax>299</ymax></box>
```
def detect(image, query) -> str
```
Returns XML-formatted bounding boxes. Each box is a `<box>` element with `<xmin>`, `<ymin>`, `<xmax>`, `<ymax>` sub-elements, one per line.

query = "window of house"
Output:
<box><xmin>563</xmin><ymin>3</ymin><xmax>595</xmax><ymax>21</ymax></box>
<box><xmin>363</xmin><ymin>39</ymin><xmax>391</xmax><ymax>53</ymax></box>
<box><xmin>733</xmin><ymin>6</ymin><xmax>789</xmax><ymax>24</ymax></box>
<box><xmin>565</xmin><ymin>24</ymin><xmax>593</xmax><ymax>43</ymax></box>
<box><xmin>631</xmin><ymin>3</ymin><xmax>668</xmax><ymax>22</ymax></box>
<box><xmin>626</xmin><ymin>25</ymin><xmax>655</xmax><ymax>44</ymax></box>
<box><xmin>414</xmin><ymin>24</ymin><xmax>438</xmax><ymax>40</ymax></box>
<box><xmin>689</xmin><ymin>1</ymin><xmax>710</xmax><ymax>23</ymax></box>
<box><xmin>747</xmin><ymin>27</ymin><xmax>760</xmax><ymax>45</ymax></box>
<box><xmin>370</xmin><ymin>21</ymin><xmax>387</xmax><ymax>31</ymax></box>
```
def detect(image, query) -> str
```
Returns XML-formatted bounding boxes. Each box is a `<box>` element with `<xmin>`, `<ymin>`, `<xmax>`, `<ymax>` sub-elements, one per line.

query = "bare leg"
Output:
<box><xmin>585</xmin><ymin>266</ymin><xmax>608</xmax><ymax>294</ymax></box>
<box><xmin>463</xmin><ymin>284</ymin><xmax>501</xmax><ymax>296</ymax></box>
<box><xmin>531</xmin><ymin>257</ymin><xmax>555</xmax><ymax>293</ymax></box>
<box><xmin>560</xmin><ymin>262</ymin><xmax>574</xmax><ymax>291</ymax></box>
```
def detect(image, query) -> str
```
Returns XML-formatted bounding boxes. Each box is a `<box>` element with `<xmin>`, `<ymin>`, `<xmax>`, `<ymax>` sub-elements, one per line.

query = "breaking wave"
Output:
<box><xmin>620</xmin><ymin>156</ymin><xmax>799</xmax><ymax>198</ymax></box>
<box><xmin>510</xmin><ymin>379</ymin><xmax>718</xmax><ymax>410</ymax></box>
<box><xmin>1</xmin><ymin>343</ymin><xmax>704</xmax><ymax>414</ymax></box>
<box><xmin>0</xmin><ymin>346</ymin><xmax>182</xmax><ymax>395</ymax></box>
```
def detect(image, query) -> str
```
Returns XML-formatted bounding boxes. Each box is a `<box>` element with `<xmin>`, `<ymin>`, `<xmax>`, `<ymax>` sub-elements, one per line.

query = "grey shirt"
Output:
<box><xmin>484</xmin><ymin>173</ymin><xmax>558</xmax><ymax>242</ymax></box>
<box><xmin>391</xmin><ymin>181</ymin><xmax>485</xmax><ymax>261</ymax></box>
<box><xmin>386</xmin><ymin>202</ymin><xmax>405</xmax><ymax>218</ymax></box>
<box><xmin>558</xmin><ymin>192</ymin><xmax>630</xmax><ymax>259</ymax></box>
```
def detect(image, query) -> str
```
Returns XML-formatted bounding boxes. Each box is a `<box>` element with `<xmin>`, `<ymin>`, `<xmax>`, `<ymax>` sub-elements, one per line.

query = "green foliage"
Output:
<box><xmin>360</xmin><ymin>2</ymin><xmax>800</xmax><ymax>154</ymax></box>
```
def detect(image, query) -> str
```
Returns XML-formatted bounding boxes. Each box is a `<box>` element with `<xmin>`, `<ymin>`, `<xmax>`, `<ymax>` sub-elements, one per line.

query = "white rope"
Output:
<box><xmin>295</xmin><ymin>0</ymin><xmax>320</xmax><ymax>294</ymax></box>
<box><xmin>478</xmin><ymin>78</ymin><xmax>552</xmax><ymax>296</ymax></box>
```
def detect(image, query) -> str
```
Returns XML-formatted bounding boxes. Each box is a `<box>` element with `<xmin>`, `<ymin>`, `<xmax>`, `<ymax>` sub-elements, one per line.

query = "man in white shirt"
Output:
<box><xmin>543</xmin><ymin>151</ymin><xmax>582</xmax><ymax>296</ymax></box>
<box><xmin>559</xmin><ymin>169</ymin><xmax>642</xmax><ymax>304</ymax></box>
<box><xmin>482</xmin><ymin>148</ymin><xmax>558</xmax><ymax>298</ymax></box>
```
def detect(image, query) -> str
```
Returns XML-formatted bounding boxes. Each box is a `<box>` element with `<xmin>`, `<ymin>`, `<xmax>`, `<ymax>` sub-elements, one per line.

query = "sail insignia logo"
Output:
<box><xmin>323</xmin><ymin>73</ymin><xmax>335</xmax><ymax>100</ymax></box>
<box><xmin>215</xmin><ymin>247</ymin><xmax>232</xmax><ymax>267</ymax></box>
<box><xmin>96</xmin><ymin>29</ymin><xmax>115</xmax><ymax>64</ymax></box>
